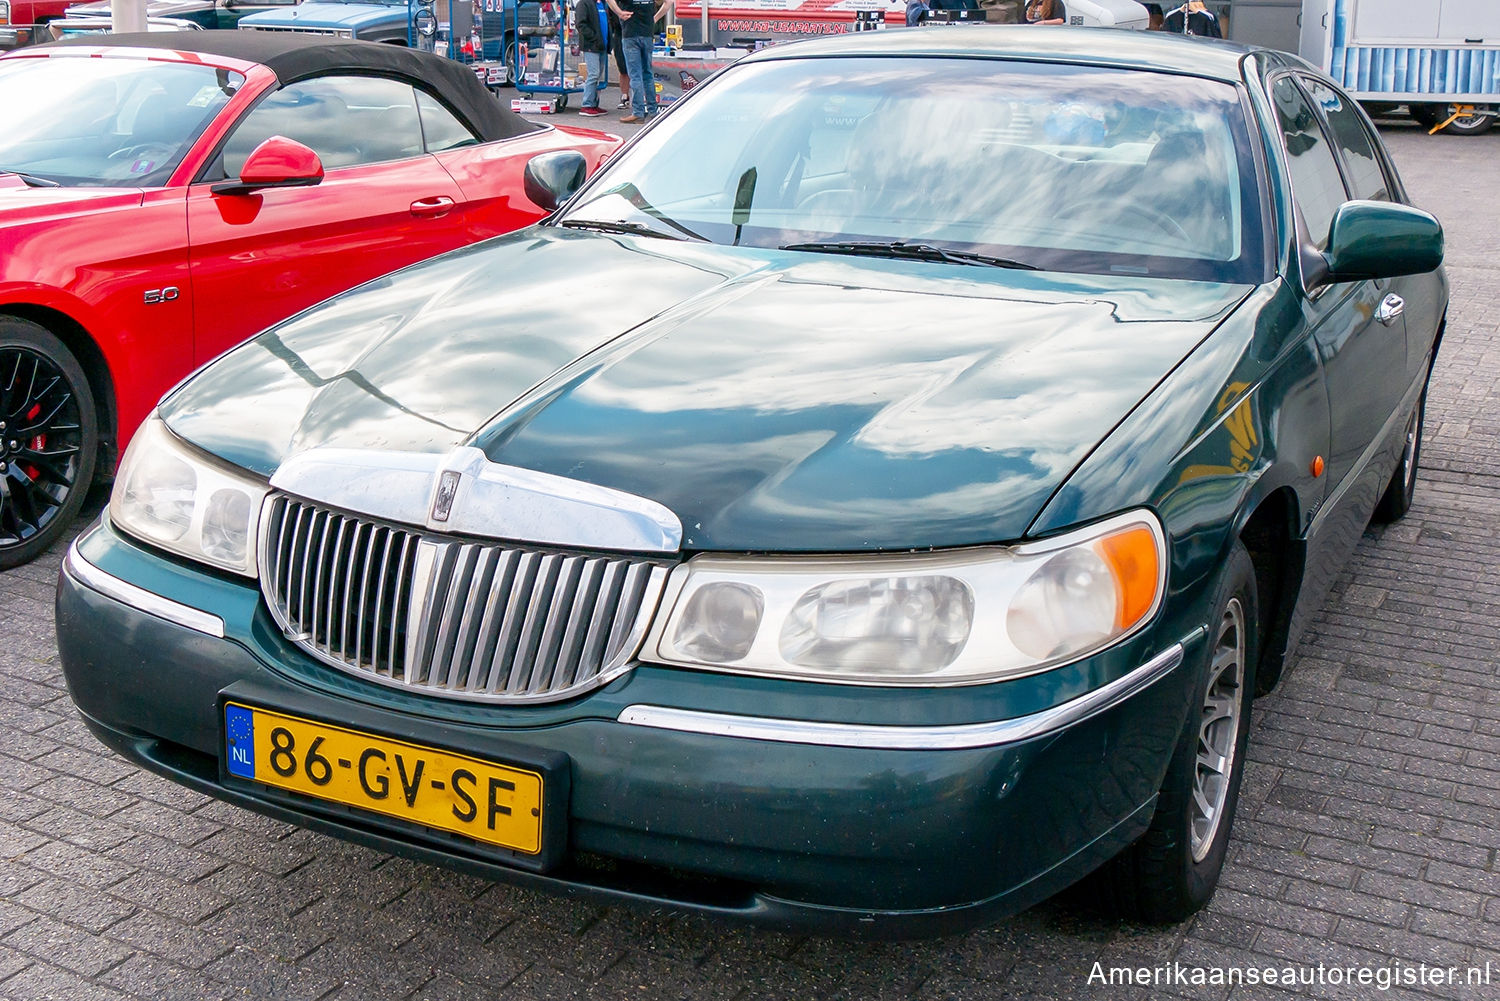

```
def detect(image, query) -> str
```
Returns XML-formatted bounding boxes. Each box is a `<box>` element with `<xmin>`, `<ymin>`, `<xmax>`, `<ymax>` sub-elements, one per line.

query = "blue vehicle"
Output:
<box><xmin>239</xmin><ymin>0</ymin><xmax>526</xmax><ymax>65</ymax></box>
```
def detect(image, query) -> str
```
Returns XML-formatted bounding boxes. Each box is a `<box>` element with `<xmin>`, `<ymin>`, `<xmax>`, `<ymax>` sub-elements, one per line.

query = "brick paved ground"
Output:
<box><xmin>0</xmin><ymin>124</ymin><xmax>1496</xmax><ymax>1001</ymax></box>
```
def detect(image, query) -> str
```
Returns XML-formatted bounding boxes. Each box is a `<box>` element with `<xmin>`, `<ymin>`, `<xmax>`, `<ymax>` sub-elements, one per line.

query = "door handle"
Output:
<box><xmin>1375</xmin><ymin>293</ymin><xmax>1405</xmax><ymax>326</ymax></box>
<box><xmin>410</xmin><ymin>196</ymin><xmax>456</xmax><ymax>218</ymax></box>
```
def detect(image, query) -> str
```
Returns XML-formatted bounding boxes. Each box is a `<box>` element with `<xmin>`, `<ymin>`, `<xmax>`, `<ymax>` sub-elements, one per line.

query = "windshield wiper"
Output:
<box><xmin>780</xmin><ymin>241</ymin><xmax>1038</xmax><ymax>270</ymax></box>
<box><xmin>559</xmin><ymin>218</ymin><xmax>692</xmax><ymax>241</ymax></box>
<box><xmin>0</xmin><ymin>167</ymin><xmax>61</xmax><ymax>188</ymax></box>
<box><xmin>567</xmin><ymin>182</ymin><xmax>708</xmax><ymax>242</ymax></box>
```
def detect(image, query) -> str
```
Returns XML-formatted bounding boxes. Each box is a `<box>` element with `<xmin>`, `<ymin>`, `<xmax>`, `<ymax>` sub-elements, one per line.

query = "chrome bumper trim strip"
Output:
<box><xmin>617</xmin><ymin>643</ymin><xmax>1184</xmax><ymax>750</ymax></box>
<box><xmin>63</xmin><ymin>543</ymin><xmax>225</xmax><ymax>639</ymax></box>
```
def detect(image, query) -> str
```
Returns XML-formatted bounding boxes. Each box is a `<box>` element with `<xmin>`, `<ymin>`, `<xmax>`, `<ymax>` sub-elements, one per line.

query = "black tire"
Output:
<box><xmin>1372</xmin><ymin>388</ymin><xmax>1426</xmax><ymax>524</ymax></box>
<box><xmin>502</xmin><ymin>37</ymin><xmax>519</xmax><ymax>88</ymax></box>
<box><xmin>1104</xmin><ymin>542</ymin><xmax>1258</xmax><ymax>923</ymax></box>
<box><xmin>1415</xmin><ymin>103</ymin><xmax>1495</xmax><ymax>136</ymax></box>
<box><xmin>0</xmin><ymin>317</ymin><xmax>98</xmax><ymax>570</ymax></box>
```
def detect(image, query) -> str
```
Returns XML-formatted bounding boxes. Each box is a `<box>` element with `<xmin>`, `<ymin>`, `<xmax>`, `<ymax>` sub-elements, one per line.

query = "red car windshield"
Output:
<box><xmin>0</xmin><ymin>56</ymin><xmax>243</xmax><ymax>187</ymax></box>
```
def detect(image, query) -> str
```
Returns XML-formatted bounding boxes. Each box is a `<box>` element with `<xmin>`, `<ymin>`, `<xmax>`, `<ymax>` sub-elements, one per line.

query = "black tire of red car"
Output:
<box><xmin>1372</xmin><ymin>386</ymin><xmax>1426</xmax><ymax>524</ymax></box>
<box><xmin>1102</xmin><ymin>541</ymin><xmax>1258</xmax><ymax>923</ymax></box>
<box><xmin>0</xmin><ymin>317</ymin><xmax>98</xmax><ymax>570</ymax></box>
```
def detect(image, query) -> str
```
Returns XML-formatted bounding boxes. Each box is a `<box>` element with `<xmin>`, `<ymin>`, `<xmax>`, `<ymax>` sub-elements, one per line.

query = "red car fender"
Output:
<box><xmin>434</xmin><ymin>126</ymin><xmax>623</xmax><ymax>242</ymax></box>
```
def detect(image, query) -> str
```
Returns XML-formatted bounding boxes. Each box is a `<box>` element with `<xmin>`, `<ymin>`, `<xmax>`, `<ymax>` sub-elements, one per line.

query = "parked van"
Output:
<box><xmin>1300</xmin><ymin>0</ymin><xmax>1498</xmax><ymax>134</ymax></box>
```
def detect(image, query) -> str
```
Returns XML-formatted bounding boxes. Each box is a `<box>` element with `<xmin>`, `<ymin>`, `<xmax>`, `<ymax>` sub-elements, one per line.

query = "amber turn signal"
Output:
<box><xmin>1097</xmin><ymin>525</ymin><xmax>1161</xmax><ymax>631</ymax></box>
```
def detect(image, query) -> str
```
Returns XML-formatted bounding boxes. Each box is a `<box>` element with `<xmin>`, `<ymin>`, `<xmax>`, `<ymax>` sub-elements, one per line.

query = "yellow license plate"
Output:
<box><xmin>223</xmin><ymin>702</ymin><xmax>544</xmax><ymax>854</ymax></box>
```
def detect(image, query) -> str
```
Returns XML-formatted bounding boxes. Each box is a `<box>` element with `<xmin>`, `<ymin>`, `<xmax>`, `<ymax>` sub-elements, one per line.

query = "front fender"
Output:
<box><xmin>1029</xmin><ymin>279</ymin><xmax>1326</xmax><ymax>595</ymax></box>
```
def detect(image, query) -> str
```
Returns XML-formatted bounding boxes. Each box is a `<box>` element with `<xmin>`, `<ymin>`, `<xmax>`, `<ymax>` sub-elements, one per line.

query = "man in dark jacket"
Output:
<box><xmin>1164</xmin><ymin>1</ymin><xmax>1222</xmax><ymax>36</ymax></box>
<box><xmin>574</xmin><ymin>0</ymin><xmax>609</xmax><ymax>116</ymax></box>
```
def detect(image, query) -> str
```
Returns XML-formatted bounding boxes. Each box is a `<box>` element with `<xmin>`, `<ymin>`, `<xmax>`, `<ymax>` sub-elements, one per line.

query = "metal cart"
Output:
<box><xmin>508</xmin><ymin>0</ymin><xmax>586</xmax><ymax>110</ymax></box>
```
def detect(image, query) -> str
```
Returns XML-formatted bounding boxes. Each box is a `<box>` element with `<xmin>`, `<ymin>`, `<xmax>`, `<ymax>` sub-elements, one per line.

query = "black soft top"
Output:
<box><xmin>47</xmin><ymin>32</ymin><xmax>539</xmax><ymax>143</ymax></box>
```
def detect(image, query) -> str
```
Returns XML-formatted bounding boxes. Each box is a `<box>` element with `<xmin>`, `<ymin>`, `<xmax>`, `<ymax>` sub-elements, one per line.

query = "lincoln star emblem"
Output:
<box><xmin>431</xmin><ymin>470</ymin><xmax>461</xmax><ymax>522</ymax></box>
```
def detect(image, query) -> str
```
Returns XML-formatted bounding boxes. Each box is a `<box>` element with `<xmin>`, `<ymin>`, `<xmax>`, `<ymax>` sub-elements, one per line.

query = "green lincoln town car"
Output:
<box><xmin>56</xmin><ymin>27</ymin><xmax>1445</xmax><ymax>936</ymax></box>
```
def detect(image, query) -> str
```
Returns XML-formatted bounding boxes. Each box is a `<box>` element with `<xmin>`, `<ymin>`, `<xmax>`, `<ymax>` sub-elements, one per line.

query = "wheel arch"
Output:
<box><xmin>1235</xmin><ymin>486</ymin><xmax>1303</xmax><ymax>696</ymax></box>
<box><xmin>1</xmin><ymin>304</ymin><xmax>119</xmax><ymax>476</ymax></box>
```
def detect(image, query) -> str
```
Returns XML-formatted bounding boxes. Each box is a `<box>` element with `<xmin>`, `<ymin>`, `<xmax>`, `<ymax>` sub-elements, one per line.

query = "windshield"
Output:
<box><xmin>0</xmin><ymin>57</ymin><xmax>242</xmax><ymax>187</ymax></box>
<box><xmin>561</xmin><ymin>57</ymin><xmax>1264</xmax><ymax>281</ymax></box>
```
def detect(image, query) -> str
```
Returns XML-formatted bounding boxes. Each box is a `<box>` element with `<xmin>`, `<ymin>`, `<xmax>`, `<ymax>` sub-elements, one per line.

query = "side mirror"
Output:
<box><xmin>211</xmin><ymin>136</ymin><xmax>325</xmax><ymax>197</ymax></box>
<box><xmin>1324</xmin><ymin>200</ymin><xmax>1444</xmax><ymax>283</ymax></box>
<box><xmin>523</xmin><ymin>150</ymin><xmax>588</xmax><ymax>212</ymax></box>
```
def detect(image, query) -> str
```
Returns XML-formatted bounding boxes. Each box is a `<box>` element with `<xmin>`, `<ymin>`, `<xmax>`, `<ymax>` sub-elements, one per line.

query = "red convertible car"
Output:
<box><xmin>0</xmin><ymin>33</ymin><xmax>618</xmax><ymax>566</ymax></box>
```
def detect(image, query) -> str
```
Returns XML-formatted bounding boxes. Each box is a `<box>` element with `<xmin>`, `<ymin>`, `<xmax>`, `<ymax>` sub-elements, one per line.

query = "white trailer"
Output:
<box><xmin>1058</xmin><ymin>0</ymin><xmax>1150</xmax><ymax>29</ymax></box>
<box><xmin>1299</xmin><ymin>0</ymin><xmax>1500</xmax><ymax>134</ymax></box>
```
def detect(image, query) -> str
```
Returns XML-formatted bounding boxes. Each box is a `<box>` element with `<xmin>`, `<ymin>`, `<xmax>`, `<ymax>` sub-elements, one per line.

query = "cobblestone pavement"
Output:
<box><xmin>1</xmin><ymin>125</ymin><xmax>1497</xmax><ymax>1001</ymax></box>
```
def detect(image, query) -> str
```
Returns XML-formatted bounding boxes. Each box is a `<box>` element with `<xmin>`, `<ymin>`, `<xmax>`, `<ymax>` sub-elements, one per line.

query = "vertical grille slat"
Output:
<box><xmin>464</xmin><ymin>550</ymin><xmax>518</xmax><ymax>692</ymax></box>
<box><xmin>443</xmin><ymin>546</ymin><xmax>500</xmax><ymax>690</ymax></box>
<box><xmin>604</xmin><ymin>562</ymin><xmax>651</xmax><ymax>665</ymax></box>
<box><xmin>260</xmin><ymin>496</ymin><xmax>668</xmax><ymax>704</ymax></box>
<box><xmin>548</xmin><ymin>558</ymin><xmax>604</xmax><ymax>691</ymax></box>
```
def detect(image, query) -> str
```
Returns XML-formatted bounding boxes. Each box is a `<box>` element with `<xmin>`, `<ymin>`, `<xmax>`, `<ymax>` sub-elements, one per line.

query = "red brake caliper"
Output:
<box><xmin>24</xmin><ymin>403</ymin><xmax>42</xmax><ymax>480</ymax></box>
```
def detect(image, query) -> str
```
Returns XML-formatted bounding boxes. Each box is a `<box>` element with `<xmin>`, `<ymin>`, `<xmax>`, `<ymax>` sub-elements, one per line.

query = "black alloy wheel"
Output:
<box><xmin>0</xmin><ymin>318</ymin><xmax>98</xmax><ymax>570</ymax></box>
<box><xmin>1101</xmin><ymin>541</ymin><xmax>1259</xmax><ymax>923</ymax></box>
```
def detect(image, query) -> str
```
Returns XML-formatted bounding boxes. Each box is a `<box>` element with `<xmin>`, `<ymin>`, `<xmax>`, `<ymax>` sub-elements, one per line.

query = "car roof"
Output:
<box><xmin>743</xmin><ymin>25</ymin><xmax>1289</xmax><ymax>84</ymax></box>
<box><xmin>39</xmin><ymin>32</ymin><xmax>539</xmax><ymax>143</ymax></box>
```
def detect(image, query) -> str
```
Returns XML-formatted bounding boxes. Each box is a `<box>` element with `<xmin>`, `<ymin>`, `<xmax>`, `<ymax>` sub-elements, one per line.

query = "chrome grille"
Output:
<box><xmin>240</xmin><ymin>25</ymin><xmax>351</xmax><ymax>35</ymax></box>
<box><xmin>260</xmin><ymin>495</ymin><xmax>669</xmax><ymax>703</ymax></box>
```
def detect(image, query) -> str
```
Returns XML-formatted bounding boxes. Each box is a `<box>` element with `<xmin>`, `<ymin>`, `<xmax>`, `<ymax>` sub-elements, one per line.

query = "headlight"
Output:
<box><xmin>338</xmin><ymin>28</ymin><xmax>354</xmax><ymax>37</ymax></box>
<box><xmin>646</xmin><ymin>511</ymin><xmax>1166</xmax><ymax>686</ymax></box>
<box><xmin>109</xmin><ymin>415</ymin><xmax>270</xmax><ymax>577</ymax></box>
<box><xmin>0</xmin><ymin>3</ymin><xmax>10</xmax><ymax>26</ymax></box>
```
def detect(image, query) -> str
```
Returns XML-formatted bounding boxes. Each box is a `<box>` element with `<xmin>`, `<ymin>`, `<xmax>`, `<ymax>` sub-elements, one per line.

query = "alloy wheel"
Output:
<box><xmin>1401</xmin><ymin>405</ymin><xmax>1421</xmax><ymax>495</ymax></box>
<box><xmin>1190</xmin><ymin>597</ymin><xmax>1245</xmax><ymax>863</ymax></box>
<box><xmin>0</xmin><ymin>345</ymin><xmax>86</xmax><ymax>551</ymax></box>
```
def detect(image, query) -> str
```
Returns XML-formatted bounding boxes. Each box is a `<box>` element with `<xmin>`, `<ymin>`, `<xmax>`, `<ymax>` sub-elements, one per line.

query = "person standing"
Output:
<box><xmin>1164</xmin><ymin>1</ymin><xmax>1222</xmax><ymax>37</ymax></box>
<box><xmin>607</xmin><ymin>0</ymin><xmax>662</xmax><ymax>123</ymax></box>
<box><xmin>574</xmin><ymin>0</ymin><xmax>610</xmax><ymax>117</ymax></box>
<box><xmin>607</xmin><ymin>4</ymin><xmax>630</xmax><ymax>109</ymax></box>
<box><xmin>1024</xmin><ymin>0</ymin><xmax>1065</xmax><ymax>22</ymax></box>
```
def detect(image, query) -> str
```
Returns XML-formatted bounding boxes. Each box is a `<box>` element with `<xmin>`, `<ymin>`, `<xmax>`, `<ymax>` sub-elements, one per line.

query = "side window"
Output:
<box><xmin>1270</xmin><ymin>76</ymin><xmax>1348</xmax><ymax>252</ymax></box>
<box><xmin>1302</xmin><ymin>77</ymin><xmax>1389</xmax><ymax>202</ymax></box>
<box><xmin>221</xmin><ymin>76</ymin><xmax>424</xmax><ymax>176</ymax></box>
<box><xmin>416</xmin><ymin>90</ymin><xmax>480</xmax><ymax>152</ymax></box>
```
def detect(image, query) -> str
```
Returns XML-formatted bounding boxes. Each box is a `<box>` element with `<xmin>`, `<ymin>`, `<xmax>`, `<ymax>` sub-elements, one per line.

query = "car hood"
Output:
<box><xmin>0</xmin><ymin>180</ymin><xmax>143</xmax><ymax>222</ymax></box>
<box><xmin>239</xmin><ymin>2</ymin><xmax>405</xmax><ymax>26</ymax></box>
<box><xmin>162</xmin><ymin>228</ymin><xmax>1251</xmax><ymax>551</ymax></box>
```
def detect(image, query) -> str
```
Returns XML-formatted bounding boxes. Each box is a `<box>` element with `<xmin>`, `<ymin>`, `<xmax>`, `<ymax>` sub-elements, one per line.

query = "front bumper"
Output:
<box><xmin>57</xmin><ymin>519</ymin><xmax>1200</xmax><ymax>937</ymax></box>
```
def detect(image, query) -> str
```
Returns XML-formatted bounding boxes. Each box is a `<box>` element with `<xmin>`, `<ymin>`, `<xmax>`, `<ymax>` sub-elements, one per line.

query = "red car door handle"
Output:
<box><xmin>410</xmin><ymin>196</ymin><xmax>456</xmax><ymax>218</ymax></box>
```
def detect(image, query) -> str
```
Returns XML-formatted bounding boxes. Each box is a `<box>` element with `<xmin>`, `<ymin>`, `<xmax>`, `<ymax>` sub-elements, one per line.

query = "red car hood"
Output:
<box><xmin>0</xmin><ymin>179</ymin><xmax>145</xmax><ymax>225</ymax></box>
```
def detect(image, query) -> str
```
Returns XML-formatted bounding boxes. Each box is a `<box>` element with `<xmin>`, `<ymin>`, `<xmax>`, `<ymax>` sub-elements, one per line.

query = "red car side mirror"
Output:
<box><xmin>211</xmin><ymin>136</ymin><xmax>325</xmax><ymax>197</ymax></box>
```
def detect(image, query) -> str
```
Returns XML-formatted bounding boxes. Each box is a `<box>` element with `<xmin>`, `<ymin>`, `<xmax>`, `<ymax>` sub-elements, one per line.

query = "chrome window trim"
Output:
<box><xmin>617</xmin><ymin>642</ymin><xmax>1184</xmax><ymax>751</ymax></box>
<box><xmin>63</xmin><ymin>541</ymin><xmax>225</xmax><ymax>639</ymax></box>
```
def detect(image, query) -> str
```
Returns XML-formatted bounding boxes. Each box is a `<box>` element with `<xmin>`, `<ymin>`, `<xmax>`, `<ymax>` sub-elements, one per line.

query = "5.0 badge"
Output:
<box><xmin>143</xmin><ymin>286</ymin><xmax>180</xmax><ymax>304</ymax></box>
